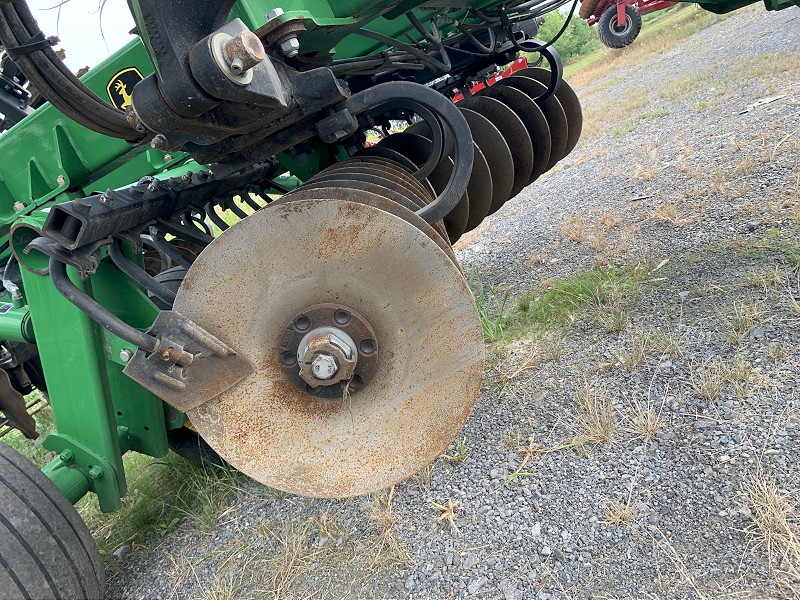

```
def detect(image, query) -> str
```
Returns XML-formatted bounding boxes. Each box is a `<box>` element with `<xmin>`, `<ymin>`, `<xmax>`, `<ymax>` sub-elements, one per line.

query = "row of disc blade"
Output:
<box><xmin>287</xmin><ymin>155</ymin><xmax>458</xmax><ymax>266</ymax></box>
<box><xmin>370</xmin><ymin>66</ymin><xmax>583</xmax><ymax>244</ymax></box>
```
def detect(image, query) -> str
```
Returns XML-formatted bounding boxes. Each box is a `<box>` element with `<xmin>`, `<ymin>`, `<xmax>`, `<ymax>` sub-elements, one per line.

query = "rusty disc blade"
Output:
<box><xmin>518</xmin><ymin>67</ymin><xmax>582</xmax><ymax>157</ymax></box>
<box><xmin>313</xmin><ymin>162</ymin><xmax>433</xmax><ymax>207</ymax></box>
<box><xmin>294</xmin><ymin>180</ymin><xmax>455</xmax><ymax>264</ymax></box>
<box><xmin>405</xmin><ymin>121</ymin><xmax>492</xmax><ymax>232</ymax></box>
<box><xmin>510</xmin><ymin>73</ymin><xmax>569</xmax><ymax>170</ymax></box>
<box><xmin>457</xmin><ymin>95</ymin><xmax>533</xmax><ymax>199</ymax></box>
<box><xmin>175</xmin><ymin>198</ymin><xmax>484</xmax><ymax>498</ymax></box>
<box><xmin>377</xmin><ymin>132</ymin><xmax>470</xmax><ymax>244</ymax></box>
<box><xmin>459</xmin><ymin>108</ymin><xmax>513</xmax><ymax>215</ymax></box>
<box><xmin>484</xmin><ymin>83</ymin><xmax>552</xmax><ymax>183</ymax></box>
<box><xmin>323</xmin><ymin>157</ymin><xmax>450</xmax><ymax>243</ymax></box>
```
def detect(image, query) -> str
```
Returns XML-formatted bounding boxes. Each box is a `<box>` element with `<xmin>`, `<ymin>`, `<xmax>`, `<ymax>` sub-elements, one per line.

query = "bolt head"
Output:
<box><xmin>163</xmin><ymin>154</ymin><xmax>173</xmax><ymax>163</ymax></box>
<box><xmin>311</xmin><ymin>353</ymin><xmax>338</xmax><ymax>380</ymax></box>
<box><xmin>56</xmin><ymin>175</ymin><xmax>66</xmax><ymax>186</ymax></box>
<box><xmin>280</xmin><ymin>37</ymin><xmax>300</xmax><ymax>57</ymax></box>
<box><xmin>13</xmin><ymin>202</ymin><xmax>25</xmax><ymax>212</ymax></box>
<box><xmin>267</xmin><ymin>7</ymin><xmax>285</xmax><ymax>21</ymax></box>
<box><xmin>120</xmin><ymin>348</ymin><xmax>133</xmax><ymax>362</ymax></box>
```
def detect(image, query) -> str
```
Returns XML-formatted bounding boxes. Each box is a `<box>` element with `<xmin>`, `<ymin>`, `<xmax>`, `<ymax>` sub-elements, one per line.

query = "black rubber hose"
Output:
<box><xmin>48</xmin><ymin>258</ymin><xmax>159</xmax><ymax>352</ymax></box>
<box><xmin>11</xmin><ymin>2</ymin><xmax>135</xmax><ymax>136</ymax></box>
<box><xmin>356</xmin><ymin>28</ymin><xmax>451</xmax><ymax>73</ymax></box>
<box><xmin>109</xmin><ymin>239</ymin><xmax>177</xmax><ymax>306</ymax></box>
<box><xmin>13</xmin><ymin>8</ymin><xmax>135</xmax><ymax>137</ymax></box>
<box><xmin>0</xmin><ymin>2</ymin><xmax>138</xmax><ymax>140</ymax></box>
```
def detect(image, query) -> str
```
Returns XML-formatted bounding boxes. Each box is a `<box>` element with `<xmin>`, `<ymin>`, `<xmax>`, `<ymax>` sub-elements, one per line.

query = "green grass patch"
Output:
<box><xmin>79</xmin><ymin>452</ymin><xmax>249</xmax><ymax>575</ymax></box>
<box><xmin>470</xmin><ymin>263</ymin><xmax>646</xmax><ymax>345</ymax></box>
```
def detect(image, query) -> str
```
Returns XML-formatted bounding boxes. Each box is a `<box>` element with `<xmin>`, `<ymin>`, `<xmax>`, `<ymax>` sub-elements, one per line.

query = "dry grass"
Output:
<box><xmin>614</xmin><ymin>330</ymin><xmax>648</xmax><ymax>372</ymax></box>
<box><xmin>561</xmin><ymin>213</ymin><xmax>588</xmax><ymax>243</ymax></box>
<box><xmin>430</xmin><ymin>498</ymin><xmax>461</xmax><ymax>536</ymax></box>
<box><xmin>649</xmin><ymin>526</ymin><xmax>714</xmax><ymax>600</ymax></box>
<box><xmin>648</xmin><ymin>203</ymin><xmax>700</xmax><ymax>226</ymax></box>
<box><xmin>659</xmin><ymin>72</ymin><xmax>706</xmax><ymax>101</ymax></box>
<box><xmin>365</xmin><ymin>487</ymin><xmax>410</xmax><ymax>568</ymax></box>
<box><xmin>633</xmin><ymin>164</ymin><xmax>660</xmax><ymax>181</ymax></box>
<box><xmin>721</xmin><ymin>301</ymin><xmax>762</xmax><ymax>346</ymax></box>
<box><xmin>748</xmin><ymin>266</ymin><xmax>785</xmax><ymax>293</ymax></box>
<box><xmin>740</xmin><ymin>472</ymin><xmax>800</xmax><ymax>585</ymax></box>
<box><xmin>712</xmin><ymin>170</ymin><xmax>727</xmax><ymax>193</ymax></box>
<box><xmin>766</xmin><ymin>341</ymin><xmax>789</xmax><ymax>362</ymax></box>
<box><xmin>574</xmin><ymin>380</ymin><xmax>615</xmax><ymax>444</ymax></box>
<box><xmin>260</xmin><ymin>517</ymin><xmax>319</xmax><ymax>597</ymax></box>
<box><xmin>721</xmin><ymin>356</ymin><xmax>765</xmax><ymax>401</ymax></box>
<box><xmin>690</xmin><ymin>360</ymin><xmax>724</xmax><ymax>402</ymax></box>
<box><xmin>621</xmin><ymin>393</ymin><xmax>665</xmax><ymax>439</ymax></box>
<box><xmin>648</xmin><ymin>325</ymin><xmax>684</xmax><ymax>356</ymax></box>
<box><xmin>599</xmin><ymin>212</ymin><xmax>624</xmax><ymax>228</ymax></box>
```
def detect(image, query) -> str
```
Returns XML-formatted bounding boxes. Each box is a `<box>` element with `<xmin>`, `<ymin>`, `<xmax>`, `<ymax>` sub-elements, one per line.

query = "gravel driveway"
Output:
<box><xmin>107</xmin><ymin>6</ymin><xmax>800</xmax><ymax>599</ymax></box>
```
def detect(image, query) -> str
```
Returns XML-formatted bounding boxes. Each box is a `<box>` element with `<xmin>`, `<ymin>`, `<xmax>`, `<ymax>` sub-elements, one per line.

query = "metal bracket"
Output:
<box><xmin>122</xmin><ymin>311</ymin><xmax>253</xmax><ymax>412</ymax></box>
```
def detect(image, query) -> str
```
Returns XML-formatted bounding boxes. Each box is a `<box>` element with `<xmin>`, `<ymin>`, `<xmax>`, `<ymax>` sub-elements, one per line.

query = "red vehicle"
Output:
<box><xmin>581</xmin><ymin>0</ymin><xmax>678</xmax><ymax>47</ymax></box>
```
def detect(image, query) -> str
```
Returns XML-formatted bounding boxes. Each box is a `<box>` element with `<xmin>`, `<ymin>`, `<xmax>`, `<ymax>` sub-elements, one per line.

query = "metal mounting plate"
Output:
<box><xmin>123</xmin><ymin>311</ymin><xmax>253</xmax><ymax>412</ymax></box>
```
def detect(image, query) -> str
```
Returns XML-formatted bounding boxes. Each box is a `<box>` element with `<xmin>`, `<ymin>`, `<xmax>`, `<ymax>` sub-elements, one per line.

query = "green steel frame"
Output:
<box><xmin>0</xmin><ymin>0</ymin><xmax>783</xmax><ymax>511</ymax></box>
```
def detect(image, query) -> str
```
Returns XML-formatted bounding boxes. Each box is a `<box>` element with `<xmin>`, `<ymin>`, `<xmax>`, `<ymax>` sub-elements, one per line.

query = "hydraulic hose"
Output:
<box><xmin>0</xmin><ymin>1</ymin><xmax>139</xmax><ymax>140</ymax></box>
<box><xmin>48</xmin><ymin>258</ymin><xmax>159</xmax><ymax>352</ymax></box>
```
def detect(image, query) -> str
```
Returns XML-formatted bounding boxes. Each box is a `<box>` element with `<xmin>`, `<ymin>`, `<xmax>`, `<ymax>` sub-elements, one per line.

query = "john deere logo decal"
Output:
<box><xmin>107</xmin><ymin>67</ymin><xmax>143</xmax><ymax>111</ymax></box>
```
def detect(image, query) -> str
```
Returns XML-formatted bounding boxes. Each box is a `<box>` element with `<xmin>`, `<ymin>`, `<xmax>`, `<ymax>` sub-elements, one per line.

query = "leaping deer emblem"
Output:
<box><xmin>114</xmin><ymin>80</ymin><xmax>132</xmax><ymax>110</ymax></box>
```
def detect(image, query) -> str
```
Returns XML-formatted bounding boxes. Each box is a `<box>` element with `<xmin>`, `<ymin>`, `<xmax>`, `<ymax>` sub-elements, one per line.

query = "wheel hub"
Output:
<box><xmin>280</xmin><ymin>304</ymin><xmax>377</xmax><ymax>396</ymax></box>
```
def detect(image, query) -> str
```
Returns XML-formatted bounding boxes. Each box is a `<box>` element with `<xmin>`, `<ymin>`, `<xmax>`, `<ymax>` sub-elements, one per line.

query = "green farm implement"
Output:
<box><xmin>0</xmin><ymin>0</ymin><xmax>791</xmax><ymax>596</ymax></box>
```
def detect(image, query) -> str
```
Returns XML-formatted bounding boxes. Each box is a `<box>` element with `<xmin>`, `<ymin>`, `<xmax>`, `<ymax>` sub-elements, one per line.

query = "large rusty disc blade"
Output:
<box><xmin>485</xmin><ymin>83</ymin><xmax>552</xmax><ymax>183</ymax></box>
<box><xmin>519</xmin><ymin>67</ymin><xmax>583</xmax><ymax>157</ymax></box>
<box><xmin>457</xmin><ymin>95</ymin><xmax>533</xmax><ymax>199</ymax></box>
<box><xmin>459</xmin><ymin>108</ymin><xmax>514</xmax><ymax>215</ymax></box>
<box><xmin>510</xmin><ymin>73</ymin><xmax>569</xmax><ymax>170</ymax></box>
<box><xmin>174</xmin><ymin>198</ymin><xmax>484</xmax><ymax>498</ymax></box>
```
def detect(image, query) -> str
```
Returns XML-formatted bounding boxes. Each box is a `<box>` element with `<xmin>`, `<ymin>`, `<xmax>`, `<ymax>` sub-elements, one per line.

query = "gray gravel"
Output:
<box><xmin>106</xmin><ymin>6</ymin><xmax>800</xmax><ymax>599</ymax></box>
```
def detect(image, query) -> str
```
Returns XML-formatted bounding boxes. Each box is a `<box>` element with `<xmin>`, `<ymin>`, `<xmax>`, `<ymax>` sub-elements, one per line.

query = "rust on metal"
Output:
<box><xmin>279</xmin><ymin>303</ymin><xmax>378</xmax><ymax>397</ymax></box>
<box><xmin>174</xmin><ymin>197</ymin><xmax>484</xmax><ymax>498</ymax></box>
<box><xmin>222</xmin><ymin>30</ymin><xmax>266</xmax><ymax>71</ymax></box>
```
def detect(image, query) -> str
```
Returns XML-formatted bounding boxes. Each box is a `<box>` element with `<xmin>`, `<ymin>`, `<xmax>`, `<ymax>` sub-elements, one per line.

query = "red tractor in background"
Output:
<box><xmin>580</xmin><ymin>0</ymin><xmax>678</xmax><ymax>47</ymax></box>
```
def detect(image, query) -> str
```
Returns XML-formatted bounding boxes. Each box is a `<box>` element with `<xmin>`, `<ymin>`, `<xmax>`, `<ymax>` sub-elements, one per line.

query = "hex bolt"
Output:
<box><xmin>56</xmin><ymin>175</ymin><xmax>65</xmax><ymax>186</ymax></box>
<box><xmin>311</xmin><ymin>353</ymin><xmax>338</xmax><ymax>380</ymax></box>
<box><xmin>59</xmin><ymin>449</ymin><xmax>74</xmax><ymax>463</ymax></box>
<box><xmin>12</xmin><ymin>202</ymin><xmax>25</xmax><ymax>212</ymax></box>
<box><xmin>279</xmin><ymin>37</ymin><xmax>300</xmax><ymax>58</ymax></box>
<box><xmin>88</xmin><ymin>466</ymin><xmax>103</xmax><ymax>480</ymax></box>
<box><xmin>266</xmin><ymin>7</ymin><xmax>285</xmax><ymax>21</ymax></box>
<box><xmin>100</xmin><ymin>189</ymin><xmax>115</xmax><ymax>206</ymax></box>
<box><xmin>163</xmin><ymin>154</ymin><xmax>173</xmax><ymax>163</ymax></box>
<box><xmin>150</xmin><ymin>133</ymin><xmax>168</xmax><ymax>150</ymax></box>
<box><xmin>119</xmin><ymin>348</ymin><xmax>133</xmax><ymax>362</ymax></box>
<box><xmin>223</xmin><ymin>30</ymin><xmax>266</xmax><ymax>74</ymax></box>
